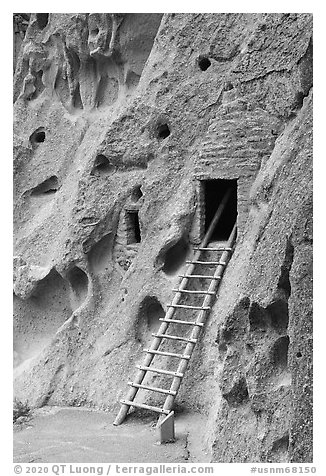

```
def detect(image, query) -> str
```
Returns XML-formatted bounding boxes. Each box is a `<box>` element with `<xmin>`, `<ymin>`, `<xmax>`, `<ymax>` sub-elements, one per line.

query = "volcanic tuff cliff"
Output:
<box><xmin>13</xmin><ymin>13</ymin><xmax>313</xmax><ymax>462</ymax></box>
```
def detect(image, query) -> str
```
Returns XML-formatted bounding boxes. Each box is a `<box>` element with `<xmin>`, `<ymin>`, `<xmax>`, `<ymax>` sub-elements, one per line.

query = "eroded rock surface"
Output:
<box><xmin>13</xmin><ymin>13</ymin><xmax>312</xmax><ymax>463</ymax></box>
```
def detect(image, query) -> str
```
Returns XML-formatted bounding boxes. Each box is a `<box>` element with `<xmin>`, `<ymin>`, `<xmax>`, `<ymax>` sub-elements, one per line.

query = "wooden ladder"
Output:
<box><xmin>114</xmin><ymin>188</ymin><xmax>237</xmax><ymax>426</ymax></box>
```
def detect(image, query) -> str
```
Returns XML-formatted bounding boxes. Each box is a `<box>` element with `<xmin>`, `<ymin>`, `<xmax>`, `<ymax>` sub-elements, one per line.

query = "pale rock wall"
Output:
<box><xmin>13</xmin><ymin>13</ymin><xmax>312</xmax><ymax>462</ymax></box>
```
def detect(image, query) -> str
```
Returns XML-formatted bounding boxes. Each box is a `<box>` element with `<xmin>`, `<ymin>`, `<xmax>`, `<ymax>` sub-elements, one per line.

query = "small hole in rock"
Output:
<box><xmin>131</xmin><ymin>185</ymin><xmax>143</xmax><ymax>202</ymax></box>
<box><xmin>29</xmin><ymin>127</ymin><xmax>46</xmax><ymax>146</ymax></box>
<box><xmin>221</xmin><ymin>328</ymin><xmax>233</xmax><ymax>343</ymax></box>
<box><xmin>222</xmin><ymin>376</ymin><xmax>249</xmax><ymax>407</ymax></box>
<box><xmin>224</xmin><ymin>81</ymin><xmax>234</xmax><ymax>91</ymax></box>
<box><xmin>67</xmin><ymin>266</ymin><xmax>88</xmax><ymax>311</ymax></box>
<box><xmin>266</xmin><ymin>433</ymin><xmax>289</xmax><ymax>462</ymax></box>
<box><xmin>246</xmin><ymin>343</ymin><xmax>255</xmax><ymax>353</ymax></box>
<box><xmin>161</xmin><ymin>237</ymin><xmax>189</xmax><ymax>275</ymax></box>
<box><xmin>136</xmin><ymin>296</ymin><xmax>164</xmax><ymax>343</ymax></box>
<box><xmin>30</xmin><ymin>176</ymin><xmax>59</xmax><ymax>196</ymax></box>
<box><xmin>157</xmin><ymin>123</ymin><xmax>170</xmax><ymax>140</ymax></box>
<box><xmin>92</xmin><ymin>154</ymin><xmax>113</xmax><ymax>173</ymax></box>
<box><xmin>218</xmin><ymin>342</ymin><xmax>228</xmax><ymax>353</ymax></box>
<box><xmin>29</xmin><ymin>70</ymin><xmax>45</xmax><ymax>101</ymax></box>
<box><xmin>249</xmin><ymin>302</ymin><xmax>268</xmax><ymax>332</ymax></box>
<box><xmin>296</xmin><ymin>351</ymin><xmax>302</xmax><ymax>358</ymax></box>
<box><xmin>267</xmin><ymin>299</ymin><xmax>289</xmax><ymax>332</ymax></box>
<box><xmin>88</xmin><ymin>233</ymin><xmax>112</xmax><ymax>273</ymax></box>
<box><xmin>72</xmin><ymin>83</ymin><xmax>83</xmax><ymax>110</ymax></box>
<box><xmin>92</xmin><ymin>28</ymin><xmax>99</xmax><ymax>35</ymax></box>
<box><xmin>295</xmin><ymin>91</ymin><xmax>305</xmax><ymax>109</ymax></box>
<box><xmin>35</xmin><ymin>131</ymin><xmax>45</xmax><ymax>142</ymax></box>
<box><xmin>270</xmin><ymin>335</ymin><xmax>290</xmax><ymax>370</ymax></box>
<box><xmin>36</xmin><ymin>13</ymin><xmax>49</xmax><ymax>30</ymax></box>
<box><xmin>278</xmin><ymin>239</ymin><xmax>294</xmax><ymax>297</ymax></box>
<box><xmin>198</xmin><ymin>56</ymin><xmax>211</xmax><ymax>71</ymax></box>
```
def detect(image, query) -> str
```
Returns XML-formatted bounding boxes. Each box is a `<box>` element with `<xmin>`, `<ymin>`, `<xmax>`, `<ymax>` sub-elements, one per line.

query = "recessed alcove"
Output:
<box><xmin>92</xmin><ymin>154</ymin><xmax>114</xmax><ymax>174</ymax></box>
<box><xmin>29</xmin><ymin>127</ymin><xmax>46</xmax><ymax>146</ymax></box>
<box><xmin>67</xmin><ymin>266</ymin><xmax>88</xmax><ymax>311</ymax></box>
<box><xmin>266</xmin><ymin>433</ymin><xmax>290</xmax><ymax>463</ymax></box>
<box><xmin>30</xmin><ymin>176</ymin><xmax>59</xmax><ymax>196</ymax></box>
<box><xmin>270</xmin><ymin>335</ymin><xmax>290</xmax><ymax>371</ymax></box>
<box><xmin>72</xmin><ymin>84</ymin><xmax>84</xmax><ymax>109</ymax></box>
<box><xmin>131</xmin><ymin>185</ymin><xmax>143</xmax><ymax>202</ymax></box>
<box><xmin>161</xmin><ymin>237</ymin><xmax>190</xmax><ymax>275</ymax></box>
<box><xmin>36</xmin><ymin>13</ymin><xmax>49</xmax><ymax>30</ymax></box>
<box><xmin>267</xmin><ymin>299</ymin><xmax>289</xmax><ymax>333</ymax></box>
<box><xmin>222</xmin><ymin>376</ymin><xmax>249</xmax><ymax>407</ymax></box>
<box><xmin>136</xmin><ymin>296</ymin><xmax>164</xmax><ymax>342</ymax></box>
<box><xmin>88</xmin><ymin>233</ymin><xmax>112</xmax><ymax>273</ymax></box>
<box><xmin>248</xmin><ymin>302</ymin><xmax>269</xmax><ymax>332</ymax></box>
<box><xmin>29</xmin><ymin>70</ymin><xmax>45</xmax><ymax>100</ymax></box>
<box><xmin>224</xmin><ymin>81</ymin><xmax>234</xmax><ymax>91</ymax></box>
<box><xmin>125</xmin><ymin>211</ymin><xmax>141</xmax><ymax>244</ymax></box>
<box><xmin>156</xmin><ymin>123</ymin><xmax>170</xmax><ymax>139</ymax></box>
<box><xmin>13</xmin><ymin>269</ymin><xmax>72</xmax><ymax>366</ymax></box>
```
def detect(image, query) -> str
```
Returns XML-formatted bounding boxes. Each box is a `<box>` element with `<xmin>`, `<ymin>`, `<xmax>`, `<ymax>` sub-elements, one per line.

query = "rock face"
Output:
<box><xmin>13</xmin><ymin>13</ymin><xmax>313</xmax><ymax>463</ymax></box>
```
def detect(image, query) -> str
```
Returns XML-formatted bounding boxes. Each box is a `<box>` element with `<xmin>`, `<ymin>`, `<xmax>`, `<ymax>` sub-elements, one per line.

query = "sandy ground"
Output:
<box><xmin>13</xmin><ymin>407</ymin><xmax>210</xmax><ymax>463</ymax></box>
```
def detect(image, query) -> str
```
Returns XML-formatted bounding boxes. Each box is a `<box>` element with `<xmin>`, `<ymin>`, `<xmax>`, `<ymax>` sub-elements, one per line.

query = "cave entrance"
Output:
<box><xmin>126</xmin><ymin>211</ymin><xmax>141</xmax><ymax>244</ymax></box>
<box><xmin>203</xmin><ymin>179</ymin><xmax>237</xmax><ymax>241</ymax></box>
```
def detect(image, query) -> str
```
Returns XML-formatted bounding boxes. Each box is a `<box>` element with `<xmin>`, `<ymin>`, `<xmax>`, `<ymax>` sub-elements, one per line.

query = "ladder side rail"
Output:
<box><xmin>160</xmin><ymin>223</ymin><xmax>237</xmax><ymax>417</ymax></box>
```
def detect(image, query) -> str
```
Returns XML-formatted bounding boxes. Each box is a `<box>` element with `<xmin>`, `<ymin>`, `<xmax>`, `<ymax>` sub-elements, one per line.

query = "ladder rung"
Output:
<box><xmin>128</xmin><ymin>381</ymin><xmax>177</xmax><ymax>396</ymax></box>
<box><xmin>136</xmin><ymin>364</ymin><xmax>184</xmax><ymax>378</ymax></box>
<box><xmin>172</xmin><ymin>289</ymin><xmax>216</xmax><ymax>295</ymax></box>
<box><xmin>179</xmin><ymin>274</ymin><xmax>222</xmax><ymax>279</ymax></box>
<box><xmin>143</xmin><ymin>348</ymin><xmax>191</xmax><ymax>360</ymax></box>
<box><xmin>120</xmin><ymin>399</ymin><xmax>169</xmax><ymax>415</ymax></box>
<box><xmin>152</xmin><ymin>333</ymin><xmax>197</xmax><ymax>344</ymax></box>
<box><xmin>159</xmin><ymin>318</ymin><xmax>204</xmax><ymax>327</ymax></box>
<box><xmin>193</xmin><ymin>247</ymin><xmax>233</xmax><ymax>251</ymax></box>
<box><xmin>167</xmin><ymin>304</ymin><xmax>211</xmax><ymax>310</ymax></box>
<box><xmin>186</xmin><ymin>260</ymin><xmax>226</xmax><ymax>265</ymax></box>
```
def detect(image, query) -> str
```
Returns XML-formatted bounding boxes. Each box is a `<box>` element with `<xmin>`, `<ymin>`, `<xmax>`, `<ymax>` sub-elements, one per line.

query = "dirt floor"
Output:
<box><xmin>13</xmin><ymin>407</ymin><xmax>210</xmax><ymax>463</ymax></box>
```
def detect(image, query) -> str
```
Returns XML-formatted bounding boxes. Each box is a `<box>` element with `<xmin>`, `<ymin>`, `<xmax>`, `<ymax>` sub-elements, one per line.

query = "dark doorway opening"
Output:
<box><xmin>126</xmin><ymin>211</ymin><xmax>141</xmax><ymax>244</ymax></box>
<box><xmin>203</xmin><ymin>179</ymin><xmax>237</xmax><ymax>241</ymax></box>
